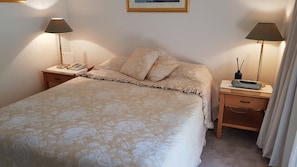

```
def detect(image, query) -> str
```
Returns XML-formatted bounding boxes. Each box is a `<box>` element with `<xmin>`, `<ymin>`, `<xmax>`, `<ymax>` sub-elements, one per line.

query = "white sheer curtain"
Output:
<box><xmin>256</xmin><ymin>1</ymin><xmax>297</xmax><ymax>166</ymax></box>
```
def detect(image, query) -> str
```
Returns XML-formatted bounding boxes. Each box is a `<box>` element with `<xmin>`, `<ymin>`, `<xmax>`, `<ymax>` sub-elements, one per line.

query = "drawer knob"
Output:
<box><xmin>240</xmin><ymin>100</ymin><xmax>250</xmax><ymax>104</ymax></box>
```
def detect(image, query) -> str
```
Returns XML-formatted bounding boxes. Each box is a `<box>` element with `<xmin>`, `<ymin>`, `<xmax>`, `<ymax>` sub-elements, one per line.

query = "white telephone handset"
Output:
<box><xmin>68</xmin><ymin>63</ymin><xmax>87</xmax><ymax>71</ymax></box>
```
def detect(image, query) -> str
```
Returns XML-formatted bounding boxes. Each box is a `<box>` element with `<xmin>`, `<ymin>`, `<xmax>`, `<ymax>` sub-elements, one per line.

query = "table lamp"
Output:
<box><xmin>45</xmin><ymin>18</ymin><xmax>73</xmax><ymax>69</ymax></box>
<box><xmin>246</xmin><ymin>23</ymin><xmax>284</xmax><ymax>81</ymax></box>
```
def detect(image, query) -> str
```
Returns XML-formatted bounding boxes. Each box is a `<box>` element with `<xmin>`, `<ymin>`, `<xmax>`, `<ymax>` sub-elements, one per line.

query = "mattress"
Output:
<box><xmin>0</xmin><ymin>59</ymin><xmax>214</xmax><ymax>167</ymax></box>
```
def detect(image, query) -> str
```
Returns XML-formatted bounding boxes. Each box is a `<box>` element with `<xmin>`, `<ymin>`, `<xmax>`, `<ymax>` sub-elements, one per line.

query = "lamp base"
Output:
<box><xmin>56</xmin><ymin>64</ymin><xmax>66</xmax><ymax>69</ymax></box>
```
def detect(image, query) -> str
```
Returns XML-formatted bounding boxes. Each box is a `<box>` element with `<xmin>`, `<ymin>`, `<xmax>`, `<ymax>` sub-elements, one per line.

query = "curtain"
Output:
<box><xmin>256</xmin><ymin>1</ymin><xmax>297</xmax><ymax>166</ymax></box>
<box><xmin>289</xmin><ymin>125</ymin><xmax>297</xmax><ymax>167</ymax></box>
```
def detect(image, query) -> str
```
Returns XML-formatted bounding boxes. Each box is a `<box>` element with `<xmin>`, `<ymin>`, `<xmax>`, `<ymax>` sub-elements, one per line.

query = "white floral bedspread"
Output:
<box><xmin>0</xmin><ymin>69</ymin><xmax>212</xmax><ymax>167</ymax></box>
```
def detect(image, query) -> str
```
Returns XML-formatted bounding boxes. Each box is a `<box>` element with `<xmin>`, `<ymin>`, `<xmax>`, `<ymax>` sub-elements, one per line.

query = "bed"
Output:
<box><xmin>0</xmin><ymin>47</ymin><xmax>214</xmax><ymax>167</ymax></box>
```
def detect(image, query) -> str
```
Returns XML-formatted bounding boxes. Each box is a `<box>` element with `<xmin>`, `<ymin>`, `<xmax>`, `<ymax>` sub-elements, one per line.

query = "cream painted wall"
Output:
<box><xmin>0</xmin><ymin>0</ymin><xmax>290</xmax><ymax>108</ymax></box>
<box><xmin>0</xmin><ymin>0</ymin><xmax>70</xmax><ymax>107</ymax></box>
<box><xmin>66</xmin><ymin>0</ymin><xmax>289</xmax><ymax>90</ymax></box>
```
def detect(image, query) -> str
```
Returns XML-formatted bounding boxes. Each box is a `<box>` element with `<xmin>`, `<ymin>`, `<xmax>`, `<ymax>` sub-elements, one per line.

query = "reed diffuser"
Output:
<box><xmin>235</xmin><ymin>57</ymin><xmax>244</xmax><ymax>79</ymax></box>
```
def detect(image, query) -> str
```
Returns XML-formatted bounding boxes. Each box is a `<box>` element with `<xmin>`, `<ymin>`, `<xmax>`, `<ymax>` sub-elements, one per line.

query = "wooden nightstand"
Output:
<box><xmin>42</xmin><ymin>66</ymin><xmax>88</xmax><ymax>90</ymax></box>
<box><xmin>216</xmin><ymin>80</ymin><xmax>272</xmax><ymax>138</ymax></box>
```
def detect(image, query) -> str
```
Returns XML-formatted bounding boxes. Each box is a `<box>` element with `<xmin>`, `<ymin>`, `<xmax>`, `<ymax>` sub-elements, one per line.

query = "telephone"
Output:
<box><xmin>68</xmin><ymin>63</ymin><xmax>87</xmax><ymax>71</ymax></box>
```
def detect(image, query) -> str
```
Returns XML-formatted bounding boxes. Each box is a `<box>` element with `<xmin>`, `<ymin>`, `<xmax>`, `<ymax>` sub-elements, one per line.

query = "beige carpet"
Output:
<box><xmin>199</xmin><ymin>126</ymin><xmax>269</xmax><ymax>167</ymax></box>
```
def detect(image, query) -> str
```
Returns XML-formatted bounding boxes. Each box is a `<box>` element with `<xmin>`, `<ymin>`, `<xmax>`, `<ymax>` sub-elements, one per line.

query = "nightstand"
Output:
<box><xmin>216</xmin><ymin>80</ymin><xmax>272</xmax><ymax>138</ymax></box>
<box><xmin>42</xmin><ymin>66</ymin><xmax>88</xmax><ymax>90</ymax></box>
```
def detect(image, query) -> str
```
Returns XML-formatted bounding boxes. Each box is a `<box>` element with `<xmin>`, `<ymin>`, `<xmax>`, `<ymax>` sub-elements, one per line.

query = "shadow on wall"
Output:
<box><xmin>238</xmin><ymin>9</ymin><xmax>286</xmax><ymax>35</ymax></box>
<box><xmin>0</xmin><ymin>0</ymin><xmax>64</xmax><ymax>73</ymax></box>
<box><xmin>70</xmin><ymin>33</ymin><xmax>178</xmax><ymax>64</ymax></box>
<box><xmin>70</xmin><ymin>40</ymin><xmax>119</xmax><ymax>67</ymax></box>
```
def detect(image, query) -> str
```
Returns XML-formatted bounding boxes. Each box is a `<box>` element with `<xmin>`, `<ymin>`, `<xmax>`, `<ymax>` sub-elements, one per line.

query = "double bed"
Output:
<box><xmin>0</xmin><ymin>47</ymin><xmax>215</xmax><ymax>167</ymax></box>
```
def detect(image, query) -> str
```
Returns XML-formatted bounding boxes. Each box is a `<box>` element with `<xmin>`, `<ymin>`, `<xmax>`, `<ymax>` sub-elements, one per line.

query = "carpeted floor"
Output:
<box><xmin>199</xmin><ymin>127</ymin><xmax>270</xmax><ymax>167</ymax></box>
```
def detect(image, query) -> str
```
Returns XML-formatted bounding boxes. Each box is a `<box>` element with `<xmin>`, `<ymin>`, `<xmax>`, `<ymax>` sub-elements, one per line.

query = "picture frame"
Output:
<box><xmin>127</xmin><ymin>0</ymin><xmax>189</xmax><ymax>12</ymax></box>
<box><xmin>0</xmin><ymin>0</ymin><xmax>25</xmax><ymax>2</ymax></box>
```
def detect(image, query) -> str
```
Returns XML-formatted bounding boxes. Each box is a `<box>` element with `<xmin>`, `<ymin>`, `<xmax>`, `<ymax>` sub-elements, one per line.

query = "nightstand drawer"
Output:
<box><xmin>44</xmin><ymin>73</ymin><xmax>74</xmax><ymax>84</ymax></box>
<box><xmin>223</xmin><ymin>106</ymin><xmax>264</xmax><ymax>131</ymax></box>
<box><xmin>225</xmin><ymin>95</ymin><xmax>268</xmax><ymax>110</ymax></box>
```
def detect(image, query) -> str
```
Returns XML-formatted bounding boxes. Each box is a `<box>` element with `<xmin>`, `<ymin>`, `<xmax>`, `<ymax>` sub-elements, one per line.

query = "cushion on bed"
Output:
<box><xmin>120</xmin><ymin>47</ymin><xmax>160</xmax><ymax>80</ymax></box>
<box><xmin>94</xmin><ymin>56</ymin><xmax>128</xmax><ymax>72</ymax></box>
<box><xmin>169</xmin><ymin>62</ymin><xmax>213</xmax><ymax>83</ymax></box>
<box><xmin>146</xmin><ymin>50</ymin><xmax>179</xmax><ymax>82</ymax></box>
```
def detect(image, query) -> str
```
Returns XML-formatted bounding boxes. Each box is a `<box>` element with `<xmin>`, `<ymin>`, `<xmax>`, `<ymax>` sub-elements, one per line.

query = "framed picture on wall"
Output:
<box><xmin>0</xmin><ymin>0</ymin><xmax>25</xmax><ymax>2</ymax></box>
<box><xmin>127</xmin><ymin>0</ymin><xmax>189</xmax><ymax>12</ymax></box>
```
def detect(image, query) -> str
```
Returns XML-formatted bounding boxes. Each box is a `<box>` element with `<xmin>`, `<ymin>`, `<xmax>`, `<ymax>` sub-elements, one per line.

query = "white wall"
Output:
<box><xmin>0</xmin><ymin>0</ymin><xmax>290</xmax><ymax>108</ymax></box>
<box><xmin>0</xmin><ymin>0</ymin><xmax>69</xmax><ymax>107</ymax></box>
<box><xmin>66</xmin><ymin>0</ymin><xmax>289</xmax><ymax>89</ymax></box>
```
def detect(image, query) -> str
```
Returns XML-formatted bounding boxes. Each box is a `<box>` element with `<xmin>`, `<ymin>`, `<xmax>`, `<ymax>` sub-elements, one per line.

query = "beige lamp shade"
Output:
<box><xmin>45</xmin><ymin>18</ymin><xmax>73</xmax><ymax>33</ymax></box>
<box><xmin>246</xmin><ymin>23</ymin><xmax>283</xmax><ymax>41</ymax></box>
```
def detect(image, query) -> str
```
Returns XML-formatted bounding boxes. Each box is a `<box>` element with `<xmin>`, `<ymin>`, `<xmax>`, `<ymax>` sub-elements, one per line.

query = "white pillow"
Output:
<box><xmin>120</xmin><ymin>47</ymin><xmax>160</xmax><ymax>80</ymax></box>
<box><xmin>146</xmin><ymin>51</ymin><xmax>179</xmax><ymax>82</ymax></box>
